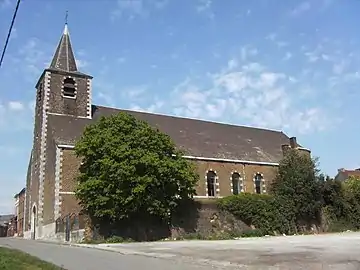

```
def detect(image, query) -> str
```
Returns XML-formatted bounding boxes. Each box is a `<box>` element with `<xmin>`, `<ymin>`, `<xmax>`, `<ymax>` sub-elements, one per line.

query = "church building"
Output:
<box><xmin>23</xmin><ymin>23</ymin><xmax>311</xmax><ymax>240</ymax></box>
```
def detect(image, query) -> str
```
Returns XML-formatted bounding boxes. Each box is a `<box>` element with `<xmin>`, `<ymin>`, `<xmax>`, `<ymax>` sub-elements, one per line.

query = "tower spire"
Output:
<box><xmin>49</xmin><ymin>14</ymin><xmax>77</xmax><ymax>72</ymax></box>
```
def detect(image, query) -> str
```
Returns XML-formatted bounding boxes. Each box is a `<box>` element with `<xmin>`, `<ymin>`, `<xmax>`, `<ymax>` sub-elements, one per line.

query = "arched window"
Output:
<box><xmin>254</xmin><ymin>173</ymin><xmax>263</xmax><ymax>194</ymax></box>
<box><xmin>232</xmin><ymin>172</ymin><xmax>241</xmax><ymax>195</ymax></box>
<box><xmin>206</xmin><ymin>171</ymin><xmax>216</xmax><ymax>197</ymax></box>
<box><xmin>63</xmin><ymin>77</ymin><xmax>76</xmax><ymax>98</ymax></box>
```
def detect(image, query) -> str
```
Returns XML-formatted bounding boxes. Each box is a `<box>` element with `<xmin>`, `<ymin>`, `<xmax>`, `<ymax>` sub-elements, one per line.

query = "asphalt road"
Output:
<box><xmin>0</xmin><ymin>238</ymin><xmax>218</xmax><ymax>270</ymax></box>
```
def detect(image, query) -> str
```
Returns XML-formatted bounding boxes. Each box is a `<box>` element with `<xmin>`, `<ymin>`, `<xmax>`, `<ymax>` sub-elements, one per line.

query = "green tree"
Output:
<box><xmin>271</xmin><ymin>149</ymin><xmax>322</xmax><ymax>226</ymax></box>
<box><xmin>74</xmin><ymin>112</ymin><xmax>198</xmax><ymax>224</ymax></box>
<box><xmin>344</xmin><ymin>175</ymin><xmax>360</xmax><ymax>201</ymax></box>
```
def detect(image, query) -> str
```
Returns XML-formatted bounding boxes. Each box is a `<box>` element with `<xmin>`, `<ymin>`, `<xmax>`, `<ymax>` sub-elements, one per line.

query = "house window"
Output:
<box><xmin>232</xmin><ymin>172</ymin><xmax>241</xmax><ymax>195</ymax></box>
<box><xmin>206</xmin><ymin>171</ymin><xmax>216</xmax><ymax>197</ymax></box>
<box><xmin>63</xmin><ymin>77</ymin><xmax>76</xmax><ymax>98</ymax></box>
<box><xmin>254</xmin><ymin>173</ymin><xmax>263</xmax><ymax>194</ymax></box>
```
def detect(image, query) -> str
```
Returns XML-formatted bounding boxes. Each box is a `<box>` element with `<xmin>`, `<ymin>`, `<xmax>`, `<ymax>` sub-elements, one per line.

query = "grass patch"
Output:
<box><xmin>0</xmin><ymin>247</ymin><xmax>65</xmax><ymax>270</ymax></box>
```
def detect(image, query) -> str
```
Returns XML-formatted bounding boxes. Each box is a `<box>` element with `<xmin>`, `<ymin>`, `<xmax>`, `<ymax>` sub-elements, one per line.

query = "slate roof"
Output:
<box><xmin>49</xmin><ymin>24</ymin><xmax>78</xmax><ymax>72</ymax></box>
<box><xmin>0</xmin><ymin>215</ymin><xmax>14</xmax><ymax>226</ymax></box>
<box><xmin>48</xmin><ymin>105</ymin><xmax>295</xmax><ymax>163</ymax></box>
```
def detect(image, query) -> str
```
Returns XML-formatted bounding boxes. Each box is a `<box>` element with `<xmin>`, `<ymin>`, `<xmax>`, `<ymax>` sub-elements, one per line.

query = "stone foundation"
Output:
<box><xmin>23</xmin><ymin>230</ymin><xmax>31</xmax><ymax>239</ymax></box>
<box><xmin>23</xmin><ymin>225</ymin><xmax>84</xmax><ymax>243</ymax></box>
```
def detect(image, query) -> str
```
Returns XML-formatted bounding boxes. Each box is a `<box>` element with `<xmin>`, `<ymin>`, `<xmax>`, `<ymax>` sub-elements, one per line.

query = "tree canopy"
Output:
<box><xmin>270</xmin><ymin>149</ymin><xmax>322</xmax><ymax>225</ymax></box>
<box><xmin>74</xmin><ymin>112</ymin><xmax>198</xmax><ymax>223</ymax></box>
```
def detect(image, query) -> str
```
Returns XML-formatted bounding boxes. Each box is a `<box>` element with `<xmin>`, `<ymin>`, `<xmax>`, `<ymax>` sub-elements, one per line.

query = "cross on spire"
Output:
<box><xmin>65</xmin><ymin>10</ymin><xmax>68</xmax><ymax>25</ymax></box>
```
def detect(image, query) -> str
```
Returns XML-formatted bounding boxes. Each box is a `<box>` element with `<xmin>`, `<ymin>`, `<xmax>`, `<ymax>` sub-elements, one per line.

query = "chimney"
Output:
<box><xmin>289</xmin><ymin>137</ymin><xmax>297</xmax><ymax>148</ymax></box>
<box><xmin>281</xmin><ymin>144</ymin><xmax>290</xmax><ymax>156</ymax></box>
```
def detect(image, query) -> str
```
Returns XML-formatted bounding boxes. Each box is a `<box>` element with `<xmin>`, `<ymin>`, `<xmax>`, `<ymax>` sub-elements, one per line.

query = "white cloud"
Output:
<box><xmin>332</xmin><ymin>60</ymin><xmax>347</xmax><ymax>75</ymax></box>
<box><xmin>75</xmin><ymin>59</ymin><xmax>88</xmax><ymax>69</ymax></box>
<box><xmin>8</xmin><ymin>101</ymin><xmax>24</xmax><ymax>111</ymax></box>
<box><xmin>28</xmin><ymin>100</ymin><xmax>35</xmax><ymax>111</ymax></box>
<box><xmin>134</xmin><ymin>58</ymin><xmax>331</xmax><ymax>135</ymax></box>
<box><xmin>0</xmin><ymin>0</ymin><xmax>11</xmax><ymax>9</ymax></box>
<box><xmin>276</xmin><ymin>41</ymin><xmax>289</xmax><ymax>48</ymax></box>
<box><xmin>343</xmin><ymin>71</ymin><xmax>360</xmax><ymax>83</ymax></box>
<box><xmin>305</xmin><ymin>51</ymin><xmax>319</xmax><ymax>62</ymax></box>
<box><xmin>321</xmin><ymin>54</ymin><xmax>330</xmax><ymax>61</ymax></box>
<box><xmin>130</xmin><ymin>100</ymin><xmax>164</xmax><ymax>113</ymax></box>
<box><xmin>322</xmin><ymin>0</ymin><xmax>335</xmax><ymax>8</ymax></box>
<box><xmin>13</xmin><ymin>37</ymin><xmax>53</xmax><ymax>80</ymax></box>
<box><xmin>0</xmin><ymin>100</ymin><xmax>34</xmax><ymax>132</ymax></box>
<box><xmin>117</xmin><ymin>57</ymin><xmax>126</xmax><ymax>63</ymax></box>
<box><xmin>290</xmin><ymin>1</ymin><xmax>311</xmax><ymax>16</ymax></box>
<box><xmin>283</xmin><ymin>52</ymin><xmax>292</xmax><ymax>61</ymax></box>
<box><xmin>227</xmin><ymin>59</ymin><xmax>238</xmax><ymax>70</ymax></box>
<box><xmin>266</xmin><ymin>33</ymin><xmax>277</xmax><ymax>41</ymax></box>
<box><xmin>10</xmin><ymin>28</ymin><xmax>17</xmax><ymax>40</ymax></box>
<box><xmin>123</xmin><ymin>85</ymin><xmax>147</xmax><ymax>99</ymax></box>
<box><xmin>111</xmin><ymin>0</ymin><xmax>148</xmax><ymax>20</ymax></box>
<box><xmin>240</xmin><ymin>46</ymin><xmax>258</xmax><ymax>61</ymax></box>
<box><xmin>154</xmin><ymin>0</ymin><xmax>169</xmax><ymax>9</ymax></box>
<box><xmin>265</xmin><ymin>33</ymin><xmax>289</xmax><ymax>48</ymax></box>
<box><xmin>111</xmin><ymin>0</ymin><xmax>168</xmax><ymax>20</ymax></box>
<box><xmin>196</xmin><ymin>0</ymin><xmax>214</xmax><ymax>19</ymax></box>
<box><xmin>96</xmin><ymin>91</ymin><xmax>115</xmax><ymax>107</ymax></box>
<box><xmin>196</xmin><ymin>0</ymin><xmax>211</xmax><ymax>12</ymax></box>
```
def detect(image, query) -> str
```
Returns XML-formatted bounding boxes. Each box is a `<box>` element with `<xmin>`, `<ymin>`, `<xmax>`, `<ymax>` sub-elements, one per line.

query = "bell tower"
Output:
<box><xmin>35</xmin><ymin>22</ymin><xmax>93</xmax><ymax>119</ymax></box>
<box><xmin>27</xmin><ymin>22</ymin><xmax>93</xmax><ymax>239</ymax></box>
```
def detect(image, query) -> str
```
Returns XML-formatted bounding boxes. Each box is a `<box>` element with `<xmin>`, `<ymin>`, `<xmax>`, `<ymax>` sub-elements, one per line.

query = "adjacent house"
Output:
<box><xmin>0</xmin><ymin>215</ymin><xmax>14</xmax><ymax>237</ymax></box>
<box><xmin>14</xmin><ymin>188</ymin><xmax>26</xmax><ymax>237</ymax></box>
<box><xmin>23</xmin><ymin>22</ymin><xmax>311</xmax><ymax>241</ymax></box>
<box><xmin>335</xmin><ymin>168</ymin><xmax>360</xmax><ymax>181</ymax></box>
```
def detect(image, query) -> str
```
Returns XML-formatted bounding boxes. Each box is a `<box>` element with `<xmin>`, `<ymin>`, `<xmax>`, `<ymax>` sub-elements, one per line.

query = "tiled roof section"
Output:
<box><xmin>49</xmin><ymin>24</ymin><xmax>77</xmax><ymax>72</ymax></box>
<box><xmin>341</xmin><ymin>170</ymin><xmax>360</xmax><ymax>177</ymax></box>
<box><xmin>48</xmin><ymin>105</ymin><xmax>295</xmax><ymax>163</ymax></box>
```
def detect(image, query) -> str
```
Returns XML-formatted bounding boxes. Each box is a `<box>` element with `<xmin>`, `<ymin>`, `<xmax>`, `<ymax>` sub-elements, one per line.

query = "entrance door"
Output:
<box><xmin>31</xmin><ymin>205</ymin><xmax>37</xmax><ymax>240</ymax></box>
<box><xmin>65</xmin><ymin>216</ymin><xmax>70</xmax><ymax>242</ymax></box>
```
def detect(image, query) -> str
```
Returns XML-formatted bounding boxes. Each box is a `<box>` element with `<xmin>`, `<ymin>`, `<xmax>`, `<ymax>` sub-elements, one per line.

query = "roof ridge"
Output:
<box><xmin>94</xmin><ymin>104</ymin><xmax>286</xmax><ymax>135</ymax></box>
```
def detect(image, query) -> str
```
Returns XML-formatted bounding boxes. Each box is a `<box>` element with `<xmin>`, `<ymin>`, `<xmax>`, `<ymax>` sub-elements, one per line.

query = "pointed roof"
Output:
<box><xmin>49</xmin><ymin>23</ymin><xmax>78</xmax><ymax>72</ymax></box>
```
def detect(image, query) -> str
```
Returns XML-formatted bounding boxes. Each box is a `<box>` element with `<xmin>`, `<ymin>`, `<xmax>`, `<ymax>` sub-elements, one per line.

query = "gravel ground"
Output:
<box><xmin>93</xmin><ymin>232</ymin><xmax>360</xmax><ymax>269</ymax></box>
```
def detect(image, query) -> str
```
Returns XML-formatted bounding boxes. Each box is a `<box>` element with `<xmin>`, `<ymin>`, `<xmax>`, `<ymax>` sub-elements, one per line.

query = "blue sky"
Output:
<box><xmin>0</xmin><ymin>0</ymin><xmax>359</xmax><ymax>214</ymax></box>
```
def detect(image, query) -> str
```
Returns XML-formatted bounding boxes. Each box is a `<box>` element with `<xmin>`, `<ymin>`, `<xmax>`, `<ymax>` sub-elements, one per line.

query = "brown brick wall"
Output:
<box><xmin>24</xmin><ymin>156</ymin><xmax>32</xmax><ymax>231</ymax></box>
<box><xmin>48</xmin><ymin>72</ymin><xmax>89</xmax><ymax>118</ymax></box>
<box><xmin>61</xmin><ymin>149</ymin><xmax>81</xmax><ymax>192</ymax></box>
<box><xmin>25</xmin><ymin>76</ymin><xmax>45</xmax><ymax>231</ymax></box>
<box><xmin>60</xmin><ymin>149</ymin><xmax>82</xmax><ymax>216</ymax></box>
<box><xmin>57</xmin><ymin>148</ymin><xmax>279</xmax><ymax>219</ymax></box>
<box><xmin>60</xmin><ymin>195</ymin><xmax>82</xmax><ymax>216</ymax></box>
<box><xmin>17</xmin><ymin>192</ymin><xmax>25</xmax><ymax>236</ymax></box>
<box><xmin>194</xmin><ymin>160</ymin><xmax>278</xmax><ymax>196</ymax></box>
<box><xmin>42</xmin><ymin>136</ymin><xmax>56</xmax><ymax>225</ymax></box>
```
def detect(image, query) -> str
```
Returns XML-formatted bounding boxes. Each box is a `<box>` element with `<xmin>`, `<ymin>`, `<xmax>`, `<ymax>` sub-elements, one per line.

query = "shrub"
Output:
<box><xmin>218</xmin><ymin>193</ymin><xmax>296</xmax><ymax>235</ymax></box>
